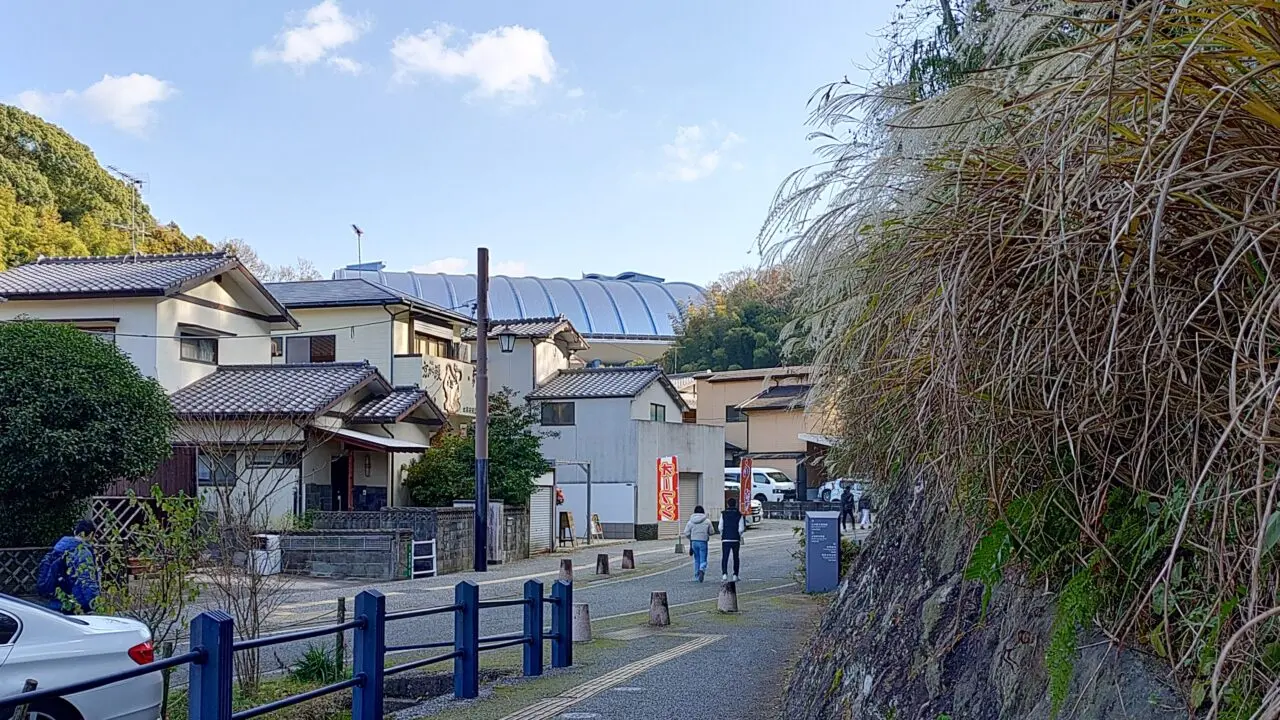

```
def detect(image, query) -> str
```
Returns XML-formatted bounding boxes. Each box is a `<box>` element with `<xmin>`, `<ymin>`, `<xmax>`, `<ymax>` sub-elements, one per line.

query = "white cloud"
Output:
<box><xmin>662</xmin><ymin>124</ymin><xmax>744</xmax><ymax>182</ymax></box>
<box><xmin>411</xmin><ymin>257</ymin><xmax>529</xmax><ymax>276</ymax></box>
<box><xmin>328</xmin><ymin>56</ymin><xmax>364</xmax><ymax>75</ymax></box>
<box><xmin>493</xmin><ymin>260</ymin><xmax>528</xmax><ymax>276</ymax></box>
<box><xmin>413</xmin><ymin>257</ymin><xmax>469</xmax><ymax>274</ymax></box>
<box><xmin>566</xmin><ymin>87</ymin><xmax>584</xmax><ymax>99</ymax></box>
<box><xmin>391</xmin><ymin>24</ymin><xmax>556</xmax><ymax>103</ymax></box>
<box><xmin>253</xmin><ymin>0</ymin><xmax>368</xmax><ymax>70</ymax></box>
<box><xmin>16</xmin><ymin>74</ymin><xmax>175</xmax><ymax>134</ymax></box>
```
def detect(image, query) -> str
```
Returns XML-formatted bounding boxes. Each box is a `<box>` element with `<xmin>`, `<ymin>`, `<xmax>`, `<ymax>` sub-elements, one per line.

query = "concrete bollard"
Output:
<box><xmin>595</xmin><ymin>553</ymin><xmax>610</xmax><ymax>575</ymax></box>
<box><xmin>648</xmin><ymin>591</ymin><xmax>671</xmax><ymax>626</ymax></box>
<box><xmin>558</xmin><ymin>558</ymin><xmax>574</xmax><ymax>585</ymax></box>
<box><xmin>572</xmin><ymin>602</ymin><xmax>592</xmax><ymax>643</ymax></box>
<box><xmin>717</xmin><ymin>581</ymin><xmax>739</xmax><ymax>613</ymax></box>
<box><xmin>621</xmin><ymin>549</ymin><xmax>635</xmax><ymax>570</ymax></box>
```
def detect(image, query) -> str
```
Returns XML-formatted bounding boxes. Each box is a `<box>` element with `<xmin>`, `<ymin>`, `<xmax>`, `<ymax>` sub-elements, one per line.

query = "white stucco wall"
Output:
<box><xmin>0</xmin><ymin>297</ymin><xmax>162</xmax><ymax>381</ymax></box>
<box><xmin>634</xmin><ymin>421</ymin><xmax>725</xmax><ymax>526</ymax></box>
<box><xmin>537</xmin><ymin>397</ymin><xmax>724</xmax><ymax>529</ymax></box>
<box><xmin>156</xmin><ymin>282</ymin><xmax>276</xmax><ymax>391</ymax></box>
<box><xmin>272</xmin><ymin>306</ymin><xmax>396</xmax><ymax>373</ymax></box>
<box><xmin>629</xmin><ymin>382</ymin><xmax>683</xmax><ymax>422</ymax></box>
<box><xmin>488</xmin><ymin>341</ymin><xmax>536</xmax><ymax>398</ymax></box>
<box><xmin>534</xmin><ymin>340</ymin><xmax>569</xmax><ymax>387</ymax></box>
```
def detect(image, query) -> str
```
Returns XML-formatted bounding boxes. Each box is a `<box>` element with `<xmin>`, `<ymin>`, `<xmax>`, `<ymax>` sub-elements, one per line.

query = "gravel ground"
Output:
<box><xmin>169</xmin><ymin>521</ymin><xmax>828</xmax><ymax>686</ymax></box>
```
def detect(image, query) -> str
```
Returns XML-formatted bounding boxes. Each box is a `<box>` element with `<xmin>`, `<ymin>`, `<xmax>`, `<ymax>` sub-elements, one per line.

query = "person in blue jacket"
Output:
<box><xmin>36</xmin><ymin>520</ymin><xmax>100</xmax><ymax>614</ymax></box>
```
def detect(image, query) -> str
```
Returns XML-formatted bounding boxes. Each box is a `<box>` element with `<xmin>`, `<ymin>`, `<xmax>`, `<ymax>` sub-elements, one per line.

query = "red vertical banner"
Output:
<box><xmin>739</xmin><ymin>457</ymin><xmax>753</xmax><ymax>511</ymax></box>
<box><xmin>657</xmin><ymin>456</ymin><xmax>680</xmax><ymax>521</ymax></box>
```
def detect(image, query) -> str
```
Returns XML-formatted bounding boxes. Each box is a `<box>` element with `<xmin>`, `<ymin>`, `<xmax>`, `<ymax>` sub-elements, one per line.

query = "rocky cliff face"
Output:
<box><xmin>783</xmin><ymin>475</ymin><xmax>1188</xmax><ymax>719</ymax></box>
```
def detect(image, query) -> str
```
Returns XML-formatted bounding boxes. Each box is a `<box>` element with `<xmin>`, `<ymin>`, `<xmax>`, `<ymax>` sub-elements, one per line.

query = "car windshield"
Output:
<box><xmin>765</xmin><ymin>472</ymin><xmax>791</xmax><ymax>484</ymax></box>
<box><xmin>0</xmin><ymin>594</ymin><xmax>88</xmax><ymax>625</ymax></box>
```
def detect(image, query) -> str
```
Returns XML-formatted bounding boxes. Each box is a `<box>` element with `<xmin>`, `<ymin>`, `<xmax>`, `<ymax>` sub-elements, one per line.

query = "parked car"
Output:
<box><xmin>723</xmin><ymin>481</ymin><xmax>764</xmax><ymax>524</ymax></box>
<box><xmin>0</xmin><ymin>594</ymin><xmax>160</xmax><ymax>720</ymax></box>
<box><xmin>724</xmin><ymin>467</ymin><xmax>797</xmax><ymax>504</ymax></box>
<box><xmin>819</xmin><ymin>477</ymin><xmax>870</xmax><ymax>503</ymax></box>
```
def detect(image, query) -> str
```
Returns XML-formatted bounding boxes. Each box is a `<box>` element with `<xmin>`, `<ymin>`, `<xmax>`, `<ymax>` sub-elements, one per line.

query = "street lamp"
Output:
<box><xmin>498</xmin><ymin>327</ymin><xmax>516</xmax><ymax>353</ymax></box>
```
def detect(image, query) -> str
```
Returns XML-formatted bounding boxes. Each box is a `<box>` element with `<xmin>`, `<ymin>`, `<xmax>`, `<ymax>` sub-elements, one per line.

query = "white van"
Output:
<box><xmin>724</xmin><ymin>466</ymin><xmax>798</xmax><ymax>504</ymax></box>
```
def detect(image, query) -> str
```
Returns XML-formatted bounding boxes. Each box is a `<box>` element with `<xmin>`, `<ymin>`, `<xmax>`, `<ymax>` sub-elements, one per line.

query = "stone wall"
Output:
<box><xmin>433</xmin><ymin>507</ymin><xmax>473</xmax><ymax>574</ymax></box>
<box><xmin>782</xmin><ymin>472</ymin><xmax>1186</xmax><ymax>719</ymax></box>
<box><xmin>280</xmin><ymin>529</ymin><xmax>412</xmax><ymax>580</ymax></box>
<box><xmin>309</xmin><ymin>505</ymin><xmax>530</xmax><ymax>576</ymax></box>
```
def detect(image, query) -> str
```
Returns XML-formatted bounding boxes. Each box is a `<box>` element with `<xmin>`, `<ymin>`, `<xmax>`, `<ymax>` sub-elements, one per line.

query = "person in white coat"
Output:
<box><xmin>682</xmin><ymin>505</ymin><xmax>716</xmax><ymax>582</ymax></box>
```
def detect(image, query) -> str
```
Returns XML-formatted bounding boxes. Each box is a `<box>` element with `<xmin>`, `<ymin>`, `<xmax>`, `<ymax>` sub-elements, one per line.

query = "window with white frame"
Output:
<box><xmin>196</xmin><ymin>451</ymin><xmax>236</xmax><ymax>486</ymax></box>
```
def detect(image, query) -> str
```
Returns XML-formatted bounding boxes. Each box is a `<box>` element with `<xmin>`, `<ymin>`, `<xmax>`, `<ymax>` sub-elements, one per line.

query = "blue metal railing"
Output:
<box><xmin>0</xmin><ymin>579</ymin><xmax>574</xmax><ymax>720</ymax></box>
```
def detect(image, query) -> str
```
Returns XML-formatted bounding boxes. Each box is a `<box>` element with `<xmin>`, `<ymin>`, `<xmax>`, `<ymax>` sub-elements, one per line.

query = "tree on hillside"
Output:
<box><xmin>217</xmin><ymin>238</ymin><xmax>322</xmax><ymax>282</ymax></box>
<box><xmin>0</xmin><ymin>320</ymin><xmax>175</xmax><ymax>546</ymax></box>
<box><xmin>0</xmin><ymin>104</ymin><xmax>212</xmax><ymax>268</ymax></box>
<box><xmin>663</xmin><ymin>266</ymin><xmax>810</xmax><ymax>373</ymax></box>
<box><xmin>404</xmin><ymin>390</ymin><xmax>550</xmax><ymax>507</ymax></box>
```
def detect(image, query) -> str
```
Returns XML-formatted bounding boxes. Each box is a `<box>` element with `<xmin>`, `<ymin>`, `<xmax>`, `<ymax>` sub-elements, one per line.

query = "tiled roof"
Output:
<box><xmin>170</xmin><ymin>362</ymin><xmax>384</xmax><ymax>419</ymax></box>
<box><xmin>737</xmin><ymin>383</ymin><xmax>811</xmax><ymax>412</ymax></box>
<box><xmin>697</xmin><ymin>365</ymin><xmax>812</xmax><ymax>383</ymax></box>
<box><xmin>265</xmin><ymin>279</ymin><xmax>472</xmax><ymax>323</ymax></box>
<box><xmin>462</xmin><ymin>315</ymin><xmax>578</xmax><ymax>340</ymax></box>
<box><xmin>351</xmin><ymin>387</ymin><xmax>439</xmax><ymax>424</ymax></box>
<box><xmin>0</xmin><ymin>252</ymin><xmax>238</xmax><ymax>299</ymax></box>
<box><xmin>527</xmin><ymin>366</ymin><xmax>689</xmax><ymax>411</ymax></box>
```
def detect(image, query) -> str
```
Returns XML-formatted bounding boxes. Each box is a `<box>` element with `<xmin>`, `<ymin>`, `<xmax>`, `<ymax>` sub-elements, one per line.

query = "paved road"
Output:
<box><xmin>170</xmin><ymin>520</ymin><xmax>817</xmax><ymax>686</ymax></box>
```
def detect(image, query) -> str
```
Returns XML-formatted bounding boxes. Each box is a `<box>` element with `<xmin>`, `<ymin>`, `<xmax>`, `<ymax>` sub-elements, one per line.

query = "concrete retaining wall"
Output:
<box><xmin>280</xmin><ymin>529</ymin><xmax>412</xmax><ymax>580</ymax></box>
<box><xmin>309</xmin><ymin>505</ymin><xmax>530</xmax><ymax>575</ymax></box>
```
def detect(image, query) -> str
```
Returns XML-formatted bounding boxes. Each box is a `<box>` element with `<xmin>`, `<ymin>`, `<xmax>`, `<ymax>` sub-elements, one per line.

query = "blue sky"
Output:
<box><xmin>2</xmin><ymin>1</ymin><xmax>892</xmax><ymax>285</ymax></box>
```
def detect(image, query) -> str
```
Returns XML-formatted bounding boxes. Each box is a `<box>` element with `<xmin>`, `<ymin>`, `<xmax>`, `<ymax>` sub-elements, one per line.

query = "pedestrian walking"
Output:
<box><xmin>858</xmin><ymin>490</ymin><xmax>874</xmax><ymax>529</ymax></box>
<box><xmin>720</xmin><ymin>499</ymin><xmax>746</xmax><ymax>582</ymax></box>
<box><xmin>839</xmin><ymin>482</ymin><xmax>856</xmax><ymax>532</ymax></box>
<box><xmin>682</xmin><ymin>505</ymin><xmax>715</xmax><ymax>582</ymax></box>
<box><xmin>35</xmin><ymin>520</ymin><xmax>100</xmax><ymax>614</ymax></box>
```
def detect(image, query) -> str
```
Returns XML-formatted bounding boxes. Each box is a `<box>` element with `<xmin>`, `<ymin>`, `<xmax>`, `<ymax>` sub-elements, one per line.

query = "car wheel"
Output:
<box><xmin>821</xmin><ymin>490</ymin><xmax>832</xmax><ymax>502</ymax></box>
<box><xmin>25</xmin><ymin>700</ymin><xmax>83</xmax><ymax>720</ymax></box>
<box><xmin>754</xmin><ymin>494</ymin><xmax>768</xmax><ymax>505</ymax></box>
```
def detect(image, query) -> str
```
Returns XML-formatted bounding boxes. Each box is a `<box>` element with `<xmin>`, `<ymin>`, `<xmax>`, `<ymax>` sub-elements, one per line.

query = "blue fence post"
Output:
<box><xmin>523</xmin><ymin>579</ymin><xmax>544</xmax><ymax>677</ymax></box>
<box><xmin>551</xmin><ymin>580</ymin><xmax>573</xmax><ymax>668</ymax></box>
<box><xmin>453</xmin><ymin>581</ymin><xmax>480</xmax><ymax>699</ymax></box>
<box><xmin>352</xmin><ymin>590</ymin><xmax>386</xmax><ymax>720</ymax></box>
<box><xmin>188</xmin><ymin>611</ymin><xmax>234</xmax><ymax>720</ymax></box>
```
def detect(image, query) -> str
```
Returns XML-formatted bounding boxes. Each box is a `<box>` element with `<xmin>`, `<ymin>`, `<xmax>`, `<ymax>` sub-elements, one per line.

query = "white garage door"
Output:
<box><xmin>529</xmin><ymin>486</ymin><xmax>553</xmax><ymax>552</ymax></box>
<box><xmin>661</xmin><ymin>472</ymin><xmax>702</xmax><ymax>539</ymax></box>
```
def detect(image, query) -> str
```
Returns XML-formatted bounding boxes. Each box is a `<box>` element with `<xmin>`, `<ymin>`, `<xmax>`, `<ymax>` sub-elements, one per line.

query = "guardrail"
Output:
<box><xmin>760</xmin><ymin>500</ymin><xmax>840</xmax><ymax>519</ymax></box>
<box><xmin>0</xmin><ymin>579</ymin><xmax>573</xmax><ymax>720</ymax></box>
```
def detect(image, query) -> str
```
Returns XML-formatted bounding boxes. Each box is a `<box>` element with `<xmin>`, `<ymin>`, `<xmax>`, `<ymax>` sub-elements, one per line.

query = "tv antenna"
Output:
<box><xmin>352</xmin><ymin>224</ymin><xmax>364</xmax><ymax>265</ymax></box>
<box><xmin>107</xmin><ymin>166</ymin><xmax>148</xmax><ymax>257</ymax></box>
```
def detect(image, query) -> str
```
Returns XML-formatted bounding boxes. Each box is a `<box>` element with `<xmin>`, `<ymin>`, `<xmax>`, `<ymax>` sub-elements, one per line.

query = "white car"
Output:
<box><xmin>0</xmin><ymin>595</ymin><xmax>160</xmax><ymax>720</ymax></box>
<box><xmin>724</xmin><ymin>467</ymin><xmax>797</xmax><ymax>504</ymax></box>
<box><xmin>722</xmin><ymin>482</ymin><xmax>764</xmax><ymax>524</ymax></box>
<box><xmin>820</xmin><ymin>477</ymin><xmax>870</xmax><ymax>503</ymax></box>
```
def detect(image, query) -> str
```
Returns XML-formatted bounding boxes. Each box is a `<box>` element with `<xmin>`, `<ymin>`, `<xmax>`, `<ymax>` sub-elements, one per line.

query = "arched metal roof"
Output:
<box><xmin>331</xmin><ymin>266</ymin><xmax>706</xmax><ymax>340</ymax></box>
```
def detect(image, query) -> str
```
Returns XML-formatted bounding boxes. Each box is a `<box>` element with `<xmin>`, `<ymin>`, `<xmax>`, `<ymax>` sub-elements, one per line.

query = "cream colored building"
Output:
<box><xmin>0</xmin><ymin>253</ymin><xmax>445</xmax><ymax>521</ymax></box>
<box><xmin>692</xmin><ymin>366</ymin><xmax>829</xmax><ymax>496</ymax></box>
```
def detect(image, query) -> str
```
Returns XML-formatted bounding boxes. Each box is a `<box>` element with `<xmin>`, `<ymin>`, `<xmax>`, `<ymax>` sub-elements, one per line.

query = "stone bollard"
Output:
<box><xmin>717</xmin><ymin>581</ymin><xmax>739</xmax><ymax>613</ymax></box>
<box><xmin>595</xmin><ymin>553</ymin><xmax>610</xmax><ymax>575</ymax></box>
<box><xmin>621</xmin><ymin>549</ymin><xmax>635</xmax><ymax>570</ymax></box>
<box><xmin>558</xmin><ymin>558</ymin><xmax>574</xmax><ymax>585</ymax></box>
<box><xmin>648</xmin><ymin>591</ymin><xmax>671</xmax><ymax>626</ymax></box>
<box><xmin>572</xmin><ymin>602</ymin><xmax>592</xmax><ymax>643</ymax></box>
